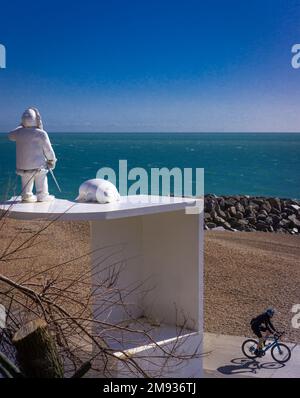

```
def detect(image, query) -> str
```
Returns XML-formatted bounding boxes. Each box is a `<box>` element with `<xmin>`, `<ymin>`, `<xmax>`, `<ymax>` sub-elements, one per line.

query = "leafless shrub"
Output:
<box><xmin>0</xmin><ymin>188</ymin><xmax>200</xmax><ymax>378</ymax></box>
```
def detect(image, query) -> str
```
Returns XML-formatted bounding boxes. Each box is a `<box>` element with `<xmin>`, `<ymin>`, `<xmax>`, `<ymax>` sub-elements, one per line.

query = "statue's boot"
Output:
<box><xmin>22</xmin><ymin>194</ymin><xmax>37</xmax><ymax>203</ymax></box>
<box><xmin>37</xmin><ymin>194</ymin><xmax>55</xmax><ymax>202</ymax></box>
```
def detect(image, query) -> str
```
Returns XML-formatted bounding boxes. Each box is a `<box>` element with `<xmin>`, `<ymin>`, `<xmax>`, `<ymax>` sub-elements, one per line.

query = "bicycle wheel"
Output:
<box><xmin>271</xmin><ymin>343</ymin><xmax>291</xmax><ymax>363</ymax></box>
<box><xmin>242</xmin><ymin>339</ymin><xmax>259</xmax><ymax>359</ymax></box>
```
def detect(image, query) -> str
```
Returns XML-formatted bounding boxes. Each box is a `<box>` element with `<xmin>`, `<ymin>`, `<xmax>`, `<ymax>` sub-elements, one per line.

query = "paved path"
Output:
<box><xmin>203</xmin><ymin>332</ymin><xmax>300</xmax><ymax>378</ymax></box>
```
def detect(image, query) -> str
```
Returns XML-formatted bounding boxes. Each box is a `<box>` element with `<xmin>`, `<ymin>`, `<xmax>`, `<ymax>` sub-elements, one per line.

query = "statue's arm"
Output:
<box><xmin>8</xmin><ymin>126</ymin><xmax>23</xmax><ymax>141</ymax></box>
<box><xmin>41</xmin><ymin>131</ymin><xmax>57</xmax><ymax>162</ymax></box>
<box><xmin>8</xmin><ymin>130</ymin><xmax>17</xmax><ymax>141</ymax></box>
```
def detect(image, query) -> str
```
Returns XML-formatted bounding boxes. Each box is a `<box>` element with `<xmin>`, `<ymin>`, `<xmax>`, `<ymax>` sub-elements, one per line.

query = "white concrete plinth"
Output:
<box><xmin>1</xmin><ymin>195</ymin><xmax>204</xmax><ymax>378</ymax></box>
<box><xmin>108</xmin><ymin>319</ymin><xmax>202</xmax><ymax>378</ymax></box>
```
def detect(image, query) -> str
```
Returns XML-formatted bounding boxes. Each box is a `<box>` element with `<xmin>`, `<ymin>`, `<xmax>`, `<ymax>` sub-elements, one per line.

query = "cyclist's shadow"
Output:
<box><xmin>217</xmin><ymin>357</ymin><xmax>285</xmax><ymax>376</ymax></box>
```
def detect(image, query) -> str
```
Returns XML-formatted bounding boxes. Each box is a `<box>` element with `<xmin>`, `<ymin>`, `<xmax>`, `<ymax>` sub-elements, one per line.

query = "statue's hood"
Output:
<box><xmin>21</xmin><ymin>108</ymin><xmax>43</xmax><ymax>129</ymax></box>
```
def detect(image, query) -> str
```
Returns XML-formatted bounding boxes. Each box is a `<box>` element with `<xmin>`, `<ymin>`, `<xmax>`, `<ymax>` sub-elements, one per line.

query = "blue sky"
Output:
<box><xmin>0</xmin><ymin>0</ymin><xmax>300</xmax><ymax>132</ymax></box>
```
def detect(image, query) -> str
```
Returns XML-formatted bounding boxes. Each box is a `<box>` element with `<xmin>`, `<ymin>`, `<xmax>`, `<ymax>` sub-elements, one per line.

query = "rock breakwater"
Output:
<box><xmin>204</xmin><ymin>195</ymin><xmax>300</xmax><ymax>234</ymax></box>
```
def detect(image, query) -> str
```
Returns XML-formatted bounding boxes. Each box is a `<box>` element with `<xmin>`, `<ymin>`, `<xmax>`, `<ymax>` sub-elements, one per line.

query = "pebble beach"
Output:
<box><xmin>1</xmin><ymin>214</ymin><xmax>299</xmax><ymax>343</ymax></box>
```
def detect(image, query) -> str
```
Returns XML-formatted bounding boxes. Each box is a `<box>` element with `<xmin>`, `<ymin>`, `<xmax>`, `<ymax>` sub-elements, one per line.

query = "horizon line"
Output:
<box><xmin>1</xmin><ymin>131</ymin><xmax>300</xmax><ymax>134</ymax></box>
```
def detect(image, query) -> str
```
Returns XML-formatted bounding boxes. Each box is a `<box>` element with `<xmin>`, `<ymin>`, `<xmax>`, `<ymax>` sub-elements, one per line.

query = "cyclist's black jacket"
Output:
<box><xmin>250</xmin><ymin>312</ymin><xmax>276</xmax><ymax>333</ymax></box>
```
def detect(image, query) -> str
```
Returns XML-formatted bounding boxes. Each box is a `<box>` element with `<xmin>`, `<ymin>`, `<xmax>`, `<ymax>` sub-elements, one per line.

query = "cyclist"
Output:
<box><xmin>250</xmin><ymin>308</ymin><xmax>278</xmax><ymax>355</ymax></box>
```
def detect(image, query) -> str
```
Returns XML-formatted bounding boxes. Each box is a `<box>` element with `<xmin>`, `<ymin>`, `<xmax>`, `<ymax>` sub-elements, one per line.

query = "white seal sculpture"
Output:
<box><xmin>76</xmin><ymin>179</ymin><xmax>121</xmax><ymax>204</ymax></box>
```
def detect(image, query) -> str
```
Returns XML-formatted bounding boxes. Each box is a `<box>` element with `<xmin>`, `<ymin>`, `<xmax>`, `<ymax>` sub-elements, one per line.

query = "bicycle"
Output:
<box><xmin>241</xmin><ymin>331</ymin><xmax>291</xmax><ymax>363</ymax></box>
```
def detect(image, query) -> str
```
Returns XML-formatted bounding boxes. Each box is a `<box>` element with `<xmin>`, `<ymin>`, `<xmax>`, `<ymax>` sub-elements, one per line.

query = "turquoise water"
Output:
<box><xmin>0</xmin><ymin>132</ymin><xmax>299</xmax><ymax>200</ymax></box>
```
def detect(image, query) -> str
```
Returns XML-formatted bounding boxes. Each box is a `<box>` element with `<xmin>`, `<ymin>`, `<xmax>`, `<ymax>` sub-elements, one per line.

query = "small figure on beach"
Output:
<box><xmin>8</xmin><ymin>107</ymin><xmax>57</xmax><ymax>202</ymax></box>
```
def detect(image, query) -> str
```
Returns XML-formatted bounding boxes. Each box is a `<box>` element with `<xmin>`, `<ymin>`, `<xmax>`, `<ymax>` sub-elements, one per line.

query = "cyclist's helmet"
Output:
<box><xmin>266</xmin><ymin>308</ymin><xmax>275</xmax><ymax>317</ymax></box>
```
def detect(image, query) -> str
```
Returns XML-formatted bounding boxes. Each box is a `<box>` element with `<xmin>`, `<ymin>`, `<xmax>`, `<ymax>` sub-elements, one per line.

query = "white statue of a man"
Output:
<box><xmin>8</xmin><ymin>107</ymin><xmax>57</xmax><ymax>202</ymax></box>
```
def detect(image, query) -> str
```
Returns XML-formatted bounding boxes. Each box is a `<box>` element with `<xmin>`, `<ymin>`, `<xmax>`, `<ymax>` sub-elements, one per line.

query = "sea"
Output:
<box><xmin>0</xmin><ymin>132</ymin><xmax>299</xmax><ymax>200</ymax></box>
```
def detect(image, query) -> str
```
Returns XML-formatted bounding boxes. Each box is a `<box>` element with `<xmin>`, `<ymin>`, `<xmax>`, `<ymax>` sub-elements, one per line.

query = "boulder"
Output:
<box><xmin>261</xmin><ymin>202</ymin><xmax>272</xmax><ymax>213</ymax></box>
<box><xmin>249</xmin><ymin>202</ymin><xmax>260</xmax><ymax>211</ymax></box>
<box><xmin>210</xmin><ymin>209</ymin><xmax>217</xmax><ymax>219</ymax></box>
<box><xmin>235</xmin><ymin>203</ymin><xmax>245</xmax><ymax>213</ymax></box>
<box><xmin>211</xmin><ymin>226</ymin><xmax>226</xmax><ymax>231</ymax></box>
<box><xmin>271</xmin><ymin>207</ymin><xmax>281</xmax><ymax>215</ymax></box>
<box><xmin>214</xmin><ymin>216</ymin><xmax>227</xmax><ymax>226</ymax></box>
<box><xmin>268</xmin><ymin>197</ymin><xmax>281</xmax><ymax>211</ymax></box>
<box><xmin>244</xmin><ymin>226</ymin><xmax>256</xmax><ymax>232</ymax></box>
<box><xmin>235</xmin><ymin>211</ymin><xmax>244</xmax><ymax>219</ymax></box>
<box><xmin>217</xmin><ymin>197</ymin><xmax>226</xmax><ymax>209</ymax></box>
<box><xmin>257</xmin><ymin>214</ymin><xmax>267</xmax><ymax>221</ymax></box>
<box><xmin>279</xmin><ymin>219</ymin><xmax>291</xmax><ymax>228</ymax></box>
<box><xmin>283</xmin><ymin>208</ymin><xmax>295</xmax><ymax>216</ymax></box>
<box><xmin>204</xmin><ymin>212</ymin><xmax>212</xmax><ymax>222</ymax></box>
<box><xmin>229</xmin><ymin>206</ymin><xmax>237</xmax><ymax>217</ymax></box>
<box><xmin>216</xmin><ymin>208</ymin><xmax>227</xmax><ymax>219</ymax></box>
<box><xmin>246</xmin><ymin>216</ymin><xmax>257</xmax><ymax>225</ymax></box>
<box><xmin>290</xmin><ymin>200</ymin><xmax>300</xmax><ymax>206</ymax></box>
<box><xmin>265</xmin><ymin>216</ymin><xmax>273</xmax><ymax>225</ymax></box>
<box><xmin>224</xmin><ymin>198</ymin><xmax>237</xmax><ymax>208</ymax></box>
<box><xmin>206</xmin><ymin>222</ymin><xmax>217</xmax><ymax>229</ymax></box>
<box><xmin>256</xmin><ymin>222</ymin><xmax>269</xmax><ymax>232</ymax></box>
<box><xmin>245</xmin><ymin>205</ymin><xmax>257</xmax><ymax>216</ymax></box>
<box><xmin>288</xmin><ymin>214</ymin><xmax>300</xmax><ymax>228</ymax></box>
<box><xmin>259</xmin><ymin>209</ymin><xmax>268</xmax><ymax>216</ymax></box>
<box><xmin>269</xmin><ymin>214</ymin><xmax>281</xmax><ymax>225</ymax></box>
<box><xmin>230</xmin><ymin>219</ymin><xmax>249</xmax><ymax>230</ymax></box>
<box><xmin>240</xmin><ymin>197</ymin><xmax>249</xmax><ymax>207</ymax></box>
<box><xmin>287</xmin><ymin>204</ymin><xmax>300</xmax><ymax>213</ymax></box>
<box><xmin>223</xmin><ymin>222</ymin><xmax>234</xmax><ymax>230</ymax></box>
<box><xmin>205</xmin><ymin>199</ymin><xmax>216</xmax><ymax>212</ymax></box>
<box><xmin>274</xmin><ymin>227</ymin><xmax>287</xmax><ymax>234</ymax></box>
<box><xmin>252</xmin><ymin>198</ymin><xmax>265</xmax><ymax>206</ymax></box>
